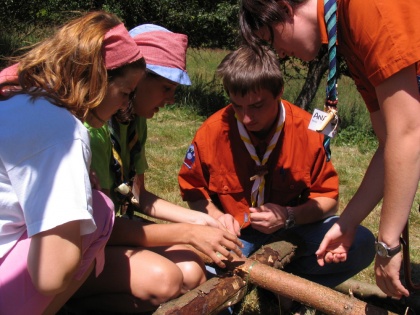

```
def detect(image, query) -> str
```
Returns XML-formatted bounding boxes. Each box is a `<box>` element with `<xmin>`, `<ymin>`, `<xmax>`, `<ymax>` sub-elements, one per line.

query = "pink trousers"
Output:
<box><xmin>0</xmin><ymin>190</ymin><xmax>114</xmax><ymax>315</ymax></box>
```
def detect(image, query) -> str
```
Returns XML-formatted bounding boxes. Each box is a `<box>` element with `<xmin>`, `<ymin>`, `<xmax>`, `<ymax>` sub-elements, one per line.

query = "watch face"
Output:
<box><xmin>375</xmin><ymin>242</ymin><xmax>389</xmax><ymax>257</ymax></box>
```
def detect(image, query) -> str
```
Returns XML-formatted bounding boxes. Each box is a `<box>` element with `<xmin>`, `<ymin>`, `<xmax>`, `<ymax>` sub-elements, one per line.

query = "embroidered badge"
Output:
<box><xmin>183</xmin><ymin>144</ymin><xmax>195</xmax><ymax>169</ymax></box>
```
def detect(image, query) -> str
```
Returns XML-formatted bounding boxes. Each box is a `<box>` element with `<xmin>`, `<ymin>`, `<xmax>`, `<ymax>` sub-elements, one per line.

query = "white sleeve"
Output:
<box><xmin>8</xmin><ymin>138</ymin><xmax>96</xmax><ymax>237</ymax></box>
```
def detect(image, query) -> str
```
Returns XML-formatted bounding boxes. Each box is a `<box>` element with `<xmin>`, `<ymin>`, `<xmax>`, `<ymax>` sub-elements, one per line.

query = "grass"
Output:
<box><xmin>145</xmin><ymin>106</ymin><xmax>203</xmax><ymax>205</ymax></box>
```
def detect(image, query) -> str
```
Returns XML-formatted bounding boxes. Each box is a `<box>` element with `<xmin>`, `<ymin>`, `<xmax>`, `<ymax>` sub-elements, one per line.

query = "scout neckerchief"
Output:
<box><xmin>108</xmin><ymin>117</ymin><xmax>141</xmax><ymax>216</ymax></box>
<box><xmin>323</xmin><ymin>0</ymin><xmax>339</xmax><ymax>161</ymax></box>
<box><xmin>237</xmin><ymin>101</ymin><xmax>285</xmax><ymax>207</ymax></box>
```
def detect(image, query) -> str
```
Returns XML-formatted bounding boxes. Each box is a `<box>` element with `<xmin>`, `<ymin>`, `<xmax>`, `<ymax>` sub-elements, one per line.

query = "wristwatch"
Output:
<box><xmin>285</xmin><ymin>207</ymin><xmax>295</xmax><ymax>229</ymax></box>
<box><xmin>375</xmin><ymin>239</ymin><xmax>401</xmax><ymax>258</ymax></box>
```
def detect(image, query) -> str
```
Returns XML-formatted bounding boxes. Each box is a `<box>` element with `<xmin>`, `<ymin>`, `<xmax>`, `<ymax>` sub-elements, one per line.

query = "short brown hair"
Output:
<box><xmin>216</xmin><ymin>45</ymin><xmax>284</xmax><ymax>98</ymax></box>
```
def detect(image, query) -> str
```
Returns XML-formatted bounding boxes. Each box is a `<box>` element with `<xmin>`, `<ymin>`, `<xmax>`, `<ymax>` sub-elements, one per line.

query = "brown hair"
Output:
<box><xmin>239</xmin><ymin>0</ymin><xmax>306</xmax><ymax>52</ymax></box>
<box><xmin>3</xmin><ymin>11</ymin><xmax>145</xmax><ymax>121</ymax></box>
<box><xmin>216</xmin><ymin>45</ymin><xmax>284</xmax><ymax>98</ymax></box>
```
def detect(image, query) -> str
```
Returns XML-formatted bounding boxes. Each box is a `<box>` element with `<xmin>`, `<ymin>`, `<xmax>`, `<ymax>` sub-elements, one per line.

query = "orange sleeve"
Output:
<box><xmin>337</xmin><ymin>0</ymin><xmax>420</xmax><ymax>112</ymax></box>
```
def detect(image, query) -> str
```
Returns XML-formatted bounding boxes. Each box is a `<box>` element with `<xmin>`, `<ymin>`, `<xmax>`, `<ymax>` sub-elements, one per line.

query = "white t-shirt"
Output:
<box><xmin>0</xmin><ymin>94</ymin><xmax>97</xmax><ymax>258</ymax></box>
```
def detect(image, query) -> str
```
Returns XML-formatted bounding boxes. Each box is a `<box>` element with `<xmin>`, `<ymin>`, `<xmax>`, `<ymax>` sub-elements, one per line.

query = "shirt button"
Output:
<box><xmin>223</xmin><ymin>185</ymin><xmax>229</xmax><ymax>192</ymax></box>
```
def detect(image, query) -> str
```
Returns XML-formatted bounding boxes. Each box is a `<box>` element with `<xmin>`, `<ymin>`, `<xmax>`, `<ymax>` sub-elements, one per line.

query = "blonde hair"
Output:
<box><xmin>9</xmin><ymin>11</ymin><xmax>128</xmax><ymax>120</ymax></box>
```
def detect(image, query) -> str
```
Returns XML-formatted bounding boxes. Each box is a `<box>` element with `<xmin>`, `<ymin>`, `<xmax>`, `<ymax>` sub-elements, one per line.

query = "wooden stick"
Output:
<box><xmin>153</xmin><ymin>275</ymin><xmax>247</xmax><ymax>315</ymax></box>
<box><xmin>234</xmin><ymin>258</ymin><xmax>398</xmax><ymax>315</ymax></box>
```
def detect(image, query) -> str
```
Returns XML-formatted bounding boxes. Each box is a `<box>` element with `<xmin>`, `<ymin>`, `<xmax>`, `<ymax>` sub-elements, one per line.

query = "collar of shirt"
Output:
<box><xmin>317</xmin><ymin>0</ymin><xmax>330</xmax><ymax>45</ymax></box>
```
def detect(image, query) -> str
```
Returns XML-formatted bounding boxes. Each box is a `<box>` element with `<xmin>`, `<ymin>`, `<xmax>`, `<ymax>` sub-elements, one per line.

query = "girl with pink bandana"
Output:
<box><xmin>0</xmin><ymin>11</ymin><xmax>145</xmax><ymax>315</ymax></box>
<box><xmin>72</xmin><ymin>24</ymin><xmax>244</xmax><ymax>313</ymax></box>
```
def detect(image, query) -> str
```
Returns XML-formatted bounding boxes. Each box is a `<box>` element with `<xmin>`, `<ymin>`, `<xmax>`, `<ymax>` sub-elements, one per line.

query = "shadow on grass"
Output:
<box><xmin>175</xmin><ymin>74</ymin><xmax>229</xmax><ymax>118</ymax></box>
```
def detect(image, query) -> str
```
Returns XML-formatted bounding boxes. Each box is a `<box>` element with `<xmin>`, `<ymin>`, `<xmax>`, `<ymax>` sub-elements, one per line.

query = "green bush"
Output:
<box><xmin>0</xmin><ymin>0</ymin><xmax>240</xmax><ymax>51</ymax></box>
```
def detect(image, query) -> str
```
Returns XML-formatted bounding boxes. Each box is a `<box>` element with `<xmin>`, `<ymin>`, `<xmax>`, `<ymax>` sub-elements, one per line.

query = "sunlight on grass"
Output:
<box><xmin>145</xmin><ymin>106</ymin><xmax>204</xmax><ymax>208</ymax></box>
<box><xmin>186</xmin><ymin>48</ymin><xmax>230</xmax><ymax>80</ymax></box>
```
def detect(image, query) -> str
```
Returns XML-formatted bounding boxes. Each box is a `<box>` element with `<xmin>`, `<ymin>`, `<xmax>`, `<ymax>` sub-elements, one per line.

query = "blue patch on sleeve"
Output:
<box><xmin>183</xmin><ymin>144</ymin><xmax>195</xmax><ymax>169</ymax></box>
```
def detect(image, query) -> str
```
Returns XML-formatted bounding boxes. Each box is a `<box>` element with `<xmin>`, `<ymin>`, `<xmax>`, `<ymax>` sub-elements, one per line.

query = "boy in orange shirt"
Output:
<box><xmin>179</xmin><ymin>45</ymin><xmax>375</xmax><ymax>294</ymax></box>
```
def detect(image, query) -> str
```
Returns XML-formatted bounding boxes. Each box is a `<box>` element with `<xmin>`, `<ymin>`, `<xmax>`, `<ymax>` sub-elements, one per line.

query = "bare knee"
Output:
<box><xmin>132</xmin><ymin>260</ymin><xmax>184</xmax><ymax>306</ymax></box>
<box><xmin>176</xmin><ymin>252</ymin><xmax>207</xmax><ymax>292</ymax></box>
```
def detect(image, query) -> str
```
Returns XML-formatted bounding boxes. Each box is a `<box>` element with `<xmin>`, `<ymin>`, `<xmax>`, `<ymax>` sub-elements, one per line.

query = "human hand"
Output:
<box><xmin>216</xmin><ymin>213</ymin><xmax>241</xmax><ymax>236</ymax></box>
<box><xmin>249</xmin><ymin>203</ymin><xmax>286</xmax><ymax>234</ymax></box>
<box><xmin>189</xmin><ymin>225</ymin><xmax>244</xmax><ymax>268</ymax></box>
<box><xmin>190</xmin><ymin>211</ymin><xmax>224</xmax><ymax>228</ymax></box>
<box><xmin>316</xmin><ymin>222</ymin><xmax>354</xmax><ymax>266</ymax></box>
<box><xmin>375</xmin><ymin>253</ymin><xmax>409</xmax><ymax>298</ymax></box>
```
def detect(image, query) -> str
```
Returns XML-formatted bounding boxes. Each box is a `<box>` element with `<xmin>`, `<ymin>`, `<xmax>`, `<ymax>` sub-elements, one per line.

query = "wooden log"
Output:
<box><xmin>154</xmin><ymin>254</ymin><xmax>397</xmax><ymax>314</ymax></box>
<box><xmin>154</xmin><ymin>235</ymin><xmax>302</xmax><ymax>315</ymax></box>
<box><xmin>335</xmin><ymin>279</ymin><xmax>420</xmax><ymax>314</ymax></box>
<box><xmin>153</xmin><ymin>275</ymin><xmax>247</xmax><ymax>315</ymax></box>
<box><xmin>248</xmin><ymin>231</ymin><xmax>304</xmax><ymax>269</ymax></box>
<box><xmin>234</xmin><ymin>259</ymin><xmax>398</xmax><ymax>315</ymax></box>
<box><xmin>335</xmin><ymin>279</ymin><xmax>387</xmax><ymax>299</ymax></box>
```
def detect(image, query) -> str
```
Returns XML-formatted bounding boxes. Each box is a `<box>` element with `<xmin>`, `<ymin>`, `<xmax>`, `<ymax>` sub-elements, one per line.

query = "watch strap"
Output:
<box><xmin>375</xmin><ymin>239</ymin><xmax>402</xmax><ymax>257</ymax></box>
<box><xmin>285</xmin><ymin>206</ymin><xmax>295</xmax><ymax>229</ymax></box>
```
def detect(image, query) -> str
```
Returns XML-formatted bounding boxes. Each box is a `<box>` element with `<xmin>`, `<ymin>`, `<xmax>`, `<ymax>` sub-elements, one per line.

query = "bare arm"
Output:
<box><xmin>338</xmin><ymin>65</ymin><xmax>420</xmax><ymax>244</ymax></box>
<box><xmin>133</xmin><ymin>174</ymin><xmax>223</xmax><ymax>228</ymax></box>
<box><xmin>318</xmin><ymin>65</ymin><xmax>420</xmax><ymax>298</ymax></box>
<box><xmin>317</xmin><ymin>112</ymin><xmax>387</xmax><ymax>263</ymax></box>
<box><xmin>374</xmin><ymin>65</ymin><xmax>420</xmax><ymax>298</ymax></box>
<box><xmin>376</xmin><ymin>64</ymin><xmax>420</xmax><ymax>247</ymax></box>
<box><xmin>28</xmin><ymin>221</ymin><xmax>82</xmax><ymax>295</ymax></box>
<box><xmin>108</xmin><ymin>217</ymin><xmax>243</xmax><ymax>267</ymax></box>
<box><xmin>331</xmin><ymin>66</ymin><xmax>420</xmax><ymax>247</ymax></box>
<box><xmin>188</xmin><ymin>199</ymin><xmax>241</xmax><ymax>236</ymax></box>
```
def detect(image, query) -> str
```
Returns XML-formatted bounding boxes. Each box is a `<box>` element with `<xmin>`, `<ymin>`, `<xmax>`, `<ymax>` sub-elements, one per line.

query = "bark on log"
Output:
<box><xmin>154</xmin><ymin>254</ymin><xmax>397</xmax><ymax>314</ymax></box>
<box><xmin>154</xmin><ymin>235</ymin><xmax>302</xmax><ymax>315</ymax></box>
<box><xmin>153</xmin><ymin>275</ymin><xmax>247</xmax><ymax>315</ymax></box>
<box><xmin>248</xmin><ymin>231</ymin><xmax>304</xmax><ymax>269</ymax></box>
<box><xmin>234</xmin><ymin>259</ymin><xmax>398</xmax><ymax>315</ymax></box>
<box><xmin>335</xmin><ymin>279</ymin><xmax>420</xmax><ymax>314</ymax></box>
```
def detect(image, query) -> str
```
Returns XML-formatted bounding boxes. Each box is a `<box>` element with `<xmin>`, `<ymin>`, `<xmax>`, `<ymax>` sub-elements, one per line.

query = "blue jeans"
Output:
<box><xmin>238</xmin><ymin>216</ymin><xmax>375</xmax><ymax>288</ymax></box>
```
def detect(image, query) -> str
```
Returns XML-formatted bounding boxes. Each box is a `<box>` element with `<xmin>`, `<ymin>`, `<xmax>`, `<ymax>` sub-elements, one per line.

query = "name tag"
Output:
<box><xmin>308</xmin><ymin>108</ymin><xmax>337</xmax><ymax>138</ymax></box>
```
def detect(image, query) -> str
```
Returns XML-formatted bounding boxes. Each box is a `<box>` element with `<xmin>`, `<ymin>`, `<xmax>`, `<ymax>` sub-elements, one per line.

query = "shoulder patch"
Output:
<box><xmin>183</xmin><ymin>144</ymin><xmax>195</xmax><ymax>169</ymax></box>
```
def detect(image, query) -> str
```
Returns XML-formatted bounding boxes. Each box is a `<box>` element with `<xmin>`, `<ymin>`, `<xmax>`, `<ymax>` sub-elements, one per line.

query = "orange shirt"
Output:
<box><xmin>317</xmin><ymin>0</ymin><xmax>420</xmax><ymax>112</ymax></box>
<box><xmin>178</xmin><ymin>101</ymin><xmax>339</xmax><ymax>228</ymax></box>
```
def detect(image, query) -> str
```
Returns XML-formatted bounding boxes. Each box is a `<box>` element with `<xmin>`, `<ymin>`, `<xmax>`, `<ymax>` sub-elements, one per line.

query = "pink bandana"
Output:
<box><xmin>103</xmin><ymin>23</ymin><xmax>143</xmax><ymax>70</ymax></box>
<box><xmin>0</xmin><ymin>24</ymin><xmax>143</xmax><ymax>87</ymax></box>
<box><xmin>132</xmin><ymin>31</ymin><xmax>188</xmax><ymax>72</ymax></box>
<box><xmin>0</xmin><ymin>63</ymin><xmax>18</xmax><ymax>85</ymax></box>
